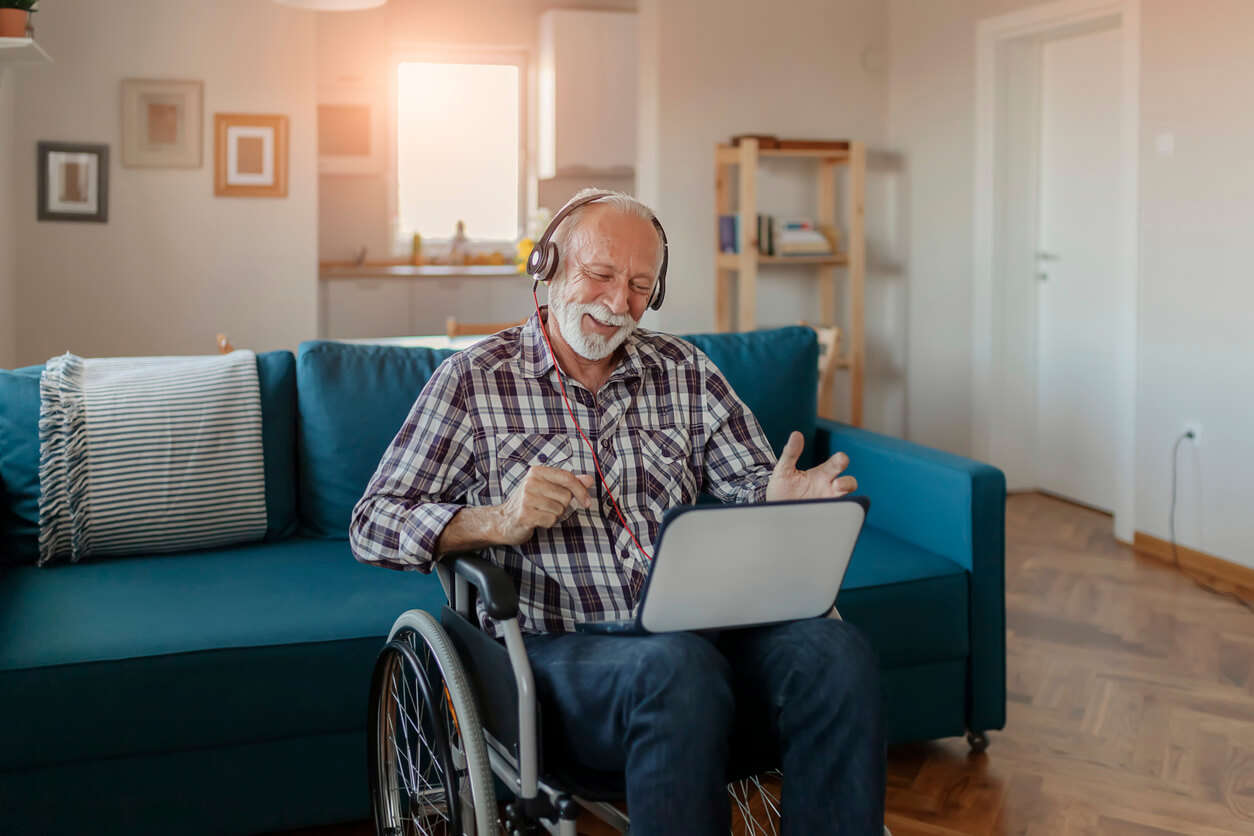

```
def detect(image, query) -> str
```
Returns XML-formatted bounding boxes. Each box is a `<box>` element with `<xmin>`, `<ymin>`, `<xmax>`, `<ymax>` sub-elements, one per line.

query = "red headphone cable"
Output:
<box><xmin>532</xmin><ymin>284</ymin><xmax>654</xmax><ymax>564</ymax></box>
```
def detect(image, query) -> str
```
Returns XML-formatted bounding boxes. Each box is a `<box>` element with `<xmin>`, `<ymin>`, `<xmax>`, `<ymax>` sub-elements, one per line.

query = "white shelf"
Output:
<box><xmin>0</xmin><ymin>37</ymin><xmax>51</xmax><ymax>66</ymax></box>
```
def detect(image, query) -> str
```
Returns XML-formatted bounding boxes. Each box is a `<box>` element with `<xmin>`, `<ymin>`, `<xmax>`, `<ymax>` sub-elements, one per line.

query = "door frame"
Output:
<box><xmin>971</xmin><ymin>0</ymin><xmax>1141</xmax><ymax>541</ymax></box>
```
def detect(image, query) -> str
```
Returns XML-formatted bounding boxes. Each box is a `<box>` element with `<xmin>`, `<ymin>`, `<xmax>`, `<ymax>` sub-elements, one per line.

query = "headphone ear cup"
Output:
<box><xmin>527</xmin><ymin>241</ymin><xmax>549</xmax><ymax>279</ymax></box>
<box><xmin>540</xmin><ymin>241</ymin><xmax>560</xmax><ymax>283</ymax></box>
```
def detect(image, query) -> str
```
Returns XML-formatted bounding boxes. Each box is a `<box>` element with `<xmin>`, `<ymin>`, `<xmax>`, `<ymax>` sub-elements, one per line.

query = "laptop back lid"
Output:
<box><xmin>637</xmin><ymin>496</ymin><xmax>869</xmax><ymax>634</ymax></box>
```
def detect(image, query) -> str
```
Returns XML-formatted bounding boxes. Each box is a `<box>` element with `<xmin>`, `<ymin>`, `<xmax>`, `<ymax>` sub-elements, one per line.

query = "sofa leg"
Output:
<box><xmin>966</xmin><ymin>730</ymin><xmax>989</xmax><ymax>753</ymax></box>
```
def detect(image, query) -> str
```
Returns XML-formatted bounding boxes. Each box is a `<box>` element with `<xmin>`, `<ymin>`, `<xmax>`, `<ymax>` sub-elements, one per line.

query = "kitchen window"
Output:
<box><xmin>394</xmin><ymin>54</ymin><xmax>526</xmax><ymax>250</ymax></box>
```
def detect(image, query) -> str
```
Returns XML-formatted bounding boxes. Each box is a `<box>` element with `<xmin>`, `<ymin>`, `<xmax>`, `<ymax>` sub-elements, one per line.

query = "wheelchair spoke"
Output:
<box><xmin>378</xmin><ymin>644</ymin><xmax>461</xmax><ymax>836</ymax></box>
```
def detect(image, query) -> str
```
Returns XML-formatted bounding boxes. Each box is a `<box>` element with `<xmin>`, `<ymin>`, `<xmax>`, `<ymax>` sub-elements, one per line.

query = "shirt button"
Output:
<box><xmin>537</xmin><ymin>453</ymin><xmax>547</xmax><ymax>463</ymax></box>
<box><xmin>601</xmin><ymin>439</ymin><xmax>612</xmax><ymax>450</ymax></box>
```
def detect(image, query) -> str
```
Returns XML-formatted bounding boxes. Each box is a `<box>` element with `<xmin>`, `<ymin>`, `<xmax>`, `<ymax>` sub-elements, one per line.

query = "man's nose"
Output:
<box><xmin>603</xmin><ymin>278</ymin><xmax>631</xmax><ymax>314</ymax></box>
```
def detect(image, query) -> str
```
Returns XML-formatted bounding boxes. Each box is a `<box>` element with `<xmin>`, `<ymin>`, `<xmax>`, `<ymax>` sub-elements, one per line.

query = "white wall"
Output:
<box><xmin>637</xmin><ymin>0</ymin><xmax>904</xmax><ymax>434</ymax></box>
<box><xmin>12</xmin><ymin>0</ymin><xmax>318</xmax><ymax>365</ymax></box>
<box><xmin>888</xmin><ymin>0</ymin><xmax>1254</xmax><ymax>565</ymax></box>
<box><xmin>1136</xmin><ymin>0</ymin><xmax>1254</xmax><ymax>566</ymax></box>
<box><xmin>0</xmin><ymin>67</ymin><xmax>16</xmax><ymax>369</ymax></box>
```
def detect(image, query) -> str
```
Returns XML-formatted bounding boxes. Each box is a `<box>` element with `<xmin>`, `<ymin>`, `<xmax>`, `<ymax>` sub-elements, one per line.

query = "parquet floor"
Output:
<box><xmin>884</xmin><ymin>492</ymin><xmax>1254</xmax><ymax>835</ymax></box>
<box><xmin>276</xmin><ymin>493</ymin><xmax>1254</xmax><ymax>835</ymax></box>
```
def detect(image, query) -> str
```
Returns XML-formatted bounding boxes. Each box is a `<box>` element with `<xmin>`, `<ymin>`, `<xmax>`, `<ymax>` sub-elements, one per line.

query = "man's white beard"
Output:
<box><xmin>549</xmin><ymin>286</ymin><xmax>638</xmax><ymax>361</ymax></box>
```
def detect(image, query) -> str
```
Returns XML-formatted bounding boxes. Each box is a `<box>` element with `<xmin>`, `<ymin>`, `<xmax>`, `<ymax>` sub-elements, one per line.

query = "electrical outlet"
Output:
<box><xmin>1183</xmin><ymin>422</ymin><xmax>1201</xmax><ymax>446</ymax></box>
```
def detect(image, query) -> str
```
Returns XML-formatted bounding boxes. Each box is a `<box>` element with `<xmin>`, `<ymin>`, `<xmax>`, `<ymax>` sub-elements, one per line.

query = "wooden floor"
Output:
<box><xmin>277</xmin><ymin>493</ymin><xmax>1254</xmax><ymax>835</ymax></box>
<box><xmin>884</xmin><ymin>492</ymin><xmax>1254</xmax><ymax>835</ymax></box>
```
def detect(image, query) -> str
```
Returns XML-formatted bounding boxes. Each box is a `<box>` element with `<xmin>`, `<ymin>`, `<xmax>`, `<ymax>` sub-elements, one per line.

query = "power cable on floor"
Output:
<box><xmin>1170</xmin><ymin>431</ymin><xmax>1254</xmax><ymax>613</ymax></box>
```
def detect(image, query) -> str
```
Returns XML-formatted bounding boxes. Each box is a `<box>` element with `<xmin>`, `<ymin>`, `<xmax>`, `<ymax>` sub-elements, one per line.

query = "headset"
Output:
<box><xmin>527</xmin><ymin>191</ymin><xmax>668</xmax><ymax>311</ymax></box>
<box><xmin>527</xmin><ymin>192</ymin><xmax>670</xmax><ymax>572</ymax></box>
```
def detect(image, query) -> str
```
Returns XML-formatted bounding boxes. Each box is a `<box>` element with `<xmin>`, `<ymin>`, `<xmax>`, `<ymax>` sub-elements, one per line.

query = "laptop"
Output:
<box><xmin>576</xmin><ymin>495</ymin><xmax>870</xmax><ymax>635</ymax></box>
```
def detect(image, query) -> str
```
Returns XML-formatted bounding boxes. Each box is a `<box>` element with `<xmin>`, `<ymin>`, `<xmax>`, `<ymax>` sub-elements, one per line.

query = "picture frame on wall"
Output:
<box><xmin>37</xmin><ymin>142</ymin><xmax>109</xmax><ymax>223</ymax></box>
<box><xmin>317</xmin><ymin>83</ymin><xmax>386</xmax><ymax>175</ymax></box>
<box><xmin>121</xmin><ymin>79</ymin><xmax>203</xmax><ymax>168</ymax></box>
<box><xmin>214</xmin><ymin>113</ymin><xmax>289</xmax><ymax>198</ymax></box>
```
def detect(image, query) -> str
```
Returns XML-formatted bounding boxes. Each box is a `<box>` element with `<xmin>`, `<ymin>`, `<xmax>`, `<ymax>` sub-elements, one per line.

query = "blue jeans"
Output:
<box><xmin>523</xmin><ymin>617</ymin><xmax>885</xmax><ymax>835</ymax></box>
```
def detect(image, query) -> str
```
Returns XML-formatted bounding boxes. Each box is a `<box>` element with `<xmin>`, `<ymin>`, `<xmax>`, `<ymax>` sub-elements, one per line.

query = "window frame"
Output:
<box><xmin>387</xmin><ymin>45</ymin><xmax>530</xmax><ymax>257</ymax></box>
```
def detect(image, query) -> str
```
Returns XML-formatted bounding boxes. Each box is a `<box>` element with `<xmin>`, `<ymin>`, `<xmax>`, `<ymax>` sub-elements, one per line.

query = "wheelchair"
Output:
<box><xmin>368</xmin><ymin>552</ymin><xmax>873</xmax><ymax>835</ymax></box>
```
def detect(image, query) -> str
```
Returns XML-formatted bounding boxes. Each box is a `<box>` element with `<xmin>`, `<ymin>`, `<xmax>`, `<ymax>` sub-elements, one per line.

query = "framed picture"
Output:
<box><xmin>37</xmin><ymin>142</ymin><xmax>109</xmax><ymax>223</ymax></box>
<box><xmin>318</xmin><ymin>83</ymin><xmax>385</xmax><ymax>175</ymax></box>
<box><xmin>214</xmin><ymin>113</ymin><xmax>288</xmax><ymax>198</ymax></box>
<box><xmin>121</xmin><ymin>79</ymin><xmax>203</xmax><ymax>168</ymax></box>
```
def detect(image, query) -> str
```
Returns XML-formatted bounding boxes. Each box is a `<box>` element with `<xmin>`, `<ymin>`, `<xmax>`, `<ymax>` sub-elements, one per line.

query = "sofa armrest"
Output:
<box><xmin>815</xmin><ymin>418</ymin><xmax>1006</xmax><ymax>733</ymax></box>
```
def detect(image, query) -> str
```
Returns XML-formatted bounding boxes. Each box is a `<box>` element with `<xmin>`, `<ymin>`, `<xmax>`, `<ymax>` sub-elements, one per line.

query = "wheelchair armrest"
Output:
<box><xmin>442</xmin><ymin>551</ymin><xmax>519</xmax><ymax>620</ymax></box>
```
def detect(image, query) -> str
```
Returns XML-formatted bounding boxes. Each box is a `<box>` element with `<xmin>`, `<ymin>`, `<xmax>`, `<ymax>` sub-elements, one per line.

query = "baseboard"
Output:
<box><xmin>1133</xmin><ymin>531</ymin><xmax>1254</xmax><ymax>602</ymax></box>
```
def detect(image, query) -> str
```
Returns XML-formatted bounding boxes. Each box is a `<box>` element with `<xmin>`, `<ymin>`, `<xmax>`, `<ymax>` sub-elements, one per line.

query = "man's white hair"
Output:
<box><xmin>550</xmin><ymin>187</ymin><xmax>663</xmax><ymax>280</ymax></box>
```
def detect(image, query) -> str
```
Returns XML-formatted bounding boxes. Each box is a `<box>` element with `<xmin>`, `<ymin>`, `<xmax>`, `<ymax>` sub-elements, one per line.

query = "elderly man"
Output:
<box><xmin>350</xmin><ymin>189</ymin><xmax>884</xmax><ymax>834</ymax></box>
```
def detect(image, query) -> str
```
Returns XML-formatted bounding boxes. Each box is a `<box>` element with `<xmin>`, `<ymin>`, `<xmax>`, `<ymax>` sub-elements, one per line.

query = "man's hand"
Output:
<box><xmin>495</xmin><ymin>466</ymin><xmax>596</xmax><ymax>546</ymax></box>
<box><xmin>765</xmin><ymin>431</ymin><xmax>857</xmax><ymax>502</ymax></box>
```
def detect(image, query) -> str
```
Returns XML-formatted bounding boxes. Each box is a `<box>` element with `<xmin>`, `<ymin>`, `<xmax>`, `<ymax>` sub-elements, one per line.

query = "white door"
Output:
<box><xmin>1035</xmin><ymin>26</ymin><xmax>1123</xmax><ymax>512</ymax></box>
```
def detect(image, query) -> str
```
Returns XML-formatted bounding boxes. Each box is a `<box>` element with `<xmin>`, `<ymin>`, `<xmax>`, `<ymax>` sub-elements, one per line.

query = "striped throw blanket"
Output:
<box><xmin>38</xmin><ymin>350</ymin><xmax>267</xmax><ymax>566</ymax></box>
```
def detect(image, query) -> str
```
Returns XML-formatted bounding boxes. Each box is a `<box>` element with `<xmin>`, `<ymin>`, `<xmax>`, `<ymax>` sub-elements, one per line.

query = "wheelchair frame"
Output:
<box><xmin>436</xmin><ymin>552</ymin><xmax>631</xmax><ymax>835</ymax></box>
<box><xmin>372</xmin><ymin>551</ymin><xmax>811</xmax><ymax>835</ymax></box>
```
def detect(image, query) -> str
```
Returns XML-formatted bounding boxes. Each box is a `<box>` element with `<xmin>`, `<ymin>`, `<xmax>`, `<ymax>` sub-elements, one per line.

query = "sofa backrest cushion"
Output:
<box><xmin>683</xmin><ymin>326</ymin><xmax>819</xmax><ymax>468</ymax></box>
<box><xmin>0</xmin><ymin>366</ymin><xmax>41</xmax><ymax>565</ymax></box>
<box><xmin>0</xmin><ymin>352</ymin><xmax>298</xmax><ymax>565</ymax></box>
<box><xmin>295</xmin><ymin>341</ymin><xmax>456</xmax><ymax>539</ymax></box>
<box><xmin>294</xmin><ymin>327</ymin><xmax>818</xmax><ymax>540</ymax></box>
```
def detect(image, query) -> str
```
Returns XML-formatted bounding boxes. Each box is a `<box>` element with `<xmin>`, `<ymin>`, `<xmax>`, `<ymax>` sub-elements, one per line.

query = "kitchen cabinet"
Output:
<box><xmin>538</xmin><ymin>9</ymin><xmax>637</xmax><ymax>178</ymax></box>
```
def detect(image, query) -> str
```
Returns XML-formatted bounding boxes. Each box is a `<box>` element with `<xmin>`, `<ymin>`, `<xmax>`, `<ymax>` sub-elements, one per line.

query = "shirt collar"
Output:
<box><xmin>520</xmin><ymin>307</ymin><xmax>660</xmax><ymax>382</ymax></box>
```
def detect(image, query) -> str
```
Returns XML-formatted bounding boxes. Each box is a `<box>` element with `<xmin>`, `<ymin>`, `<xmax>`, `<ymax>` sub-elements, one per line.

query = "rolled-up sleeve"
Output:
<box><xmin>698</xmin><ymin>357</ymin><xmax>776</xmax><ymax>505</ymax></box>
<box><xmin>349</xmin><ymin>358</ymin><xmax>476</xmax><ymax>573</ymax></box>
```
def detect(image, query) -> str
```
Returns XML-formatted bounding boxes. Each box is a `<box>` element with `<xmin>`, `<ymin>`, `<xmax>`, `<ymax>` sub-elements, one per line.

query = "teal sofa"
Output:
<box><xmin>0</xmin><ymin>327</ymin><xmax>1005</xmax><ymax>835</ymax></box>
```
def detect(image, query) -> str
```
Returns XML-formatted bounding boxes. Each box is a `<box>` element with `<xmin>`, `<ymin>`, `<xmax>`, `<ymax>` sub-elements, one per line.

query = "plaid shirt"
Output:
<box><xmin>350</xmin><ymin>309</ymin><xmax>776</xmax><ymax>635</ymax></box>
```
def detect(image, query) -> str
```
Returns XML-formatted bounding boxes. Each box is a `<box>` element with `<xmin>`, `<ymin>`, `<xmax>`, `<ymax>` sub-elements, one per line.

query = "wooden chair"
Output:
<box><xmin>802</xmin><ymin>323</ymin><xmax>842</xmax><ymax>421</ymax></box>
<box><xmin>445</xmin><ymin>316</ymin><xmax>528</xmax><ymax>339</ymax></box>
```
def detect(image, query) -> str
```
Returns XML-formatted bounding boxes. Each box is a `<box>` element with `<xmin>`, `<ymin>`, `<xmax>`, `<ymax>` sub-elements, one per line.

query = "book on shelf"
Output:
<box><xmin>718</xmin><ymin>214</ymin><xmax>839</xmax><ymax>257</ymax></box>
<box><xmin>773</xmin><ymin>217</ymin><xmax>835</xmax><ymax>256</ymax></box>
<box><xmin>718</xmin><ymin>214</ymin><xmax>740</xmax><ymax>253</ymax></box>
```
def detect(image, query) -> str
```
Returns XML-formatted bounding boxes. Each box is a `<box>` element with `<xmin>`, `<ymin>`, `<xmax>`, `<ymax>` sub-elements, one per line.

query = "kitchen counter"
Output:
<box><xmin>319</xmin><ymin>264</ymin><xmax>520</xmax><ymax>280</ymax></box>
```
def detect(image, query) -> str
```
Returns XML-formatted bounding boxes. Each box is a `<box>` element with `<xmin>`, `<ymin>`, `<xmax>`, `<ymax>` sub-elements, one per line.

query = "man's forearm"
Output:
<box><xmin>434</xmin><ymin>505</ymin><xmax>507</xmax><ymax>556</ymax></box>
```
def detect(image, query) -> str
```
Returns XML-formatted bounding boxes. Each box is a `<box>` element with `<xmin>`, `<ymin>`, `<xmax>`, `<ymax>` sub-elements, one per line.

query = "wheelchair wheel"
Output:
<box><xmin>369</xmin><ymin>609</ymin><xmax>498</xmax><ymax>836</ymax></box>
<box><xmin>728</xmin><ymin>771</ymin><xmax>782</xmax><ymax>836</ymax></box>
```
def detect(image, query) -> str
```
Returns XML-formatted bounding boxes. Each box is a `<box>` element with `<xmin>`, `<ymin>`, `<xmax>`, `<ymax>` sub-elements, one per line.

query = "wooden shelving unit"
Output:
<box><xmin>715</xmin><ymin>138</ymin><xmax>866</xmax><ymax>425</ymax></box>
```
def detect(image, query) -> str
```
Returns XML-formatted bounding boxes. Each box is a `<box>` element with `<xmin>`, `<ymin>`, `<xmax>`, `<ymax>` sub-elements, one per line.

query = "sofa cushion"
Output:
<box><xmin>682</xmin><ymin>326</ymin><xmax>819</xmax><ymax>466</ymax></box>
<box><xmin>836</xmin><ymin>526</ymin><xmax>969</xmax><ymax>668</ymax></box>
<box><xmin>0</xmin><ymin>366</ymin><xmax>41</xmax><ymax>566</ymax></box>
<box><xmin>296</xmin><ymin>341</ymin><xmax>457</xmax><ymax>538</ymax></box>
<box><xmin>0</xmin><ymin>538</ymin><xmax>446</xmax><ymax>770</ymax></box>
<box><xmin>256</xmin><ymin>350</ymin><xmax>299</xmax><ymax>541</ymax></box>
<box><xmin>295</xmin><ymin>328</ymin><xmax>819</xmax><ymax>539</ymax></box>
<box><xmin>0</xmin><ymin>353</ymin><xmax>297</xmax><ymax>565</ymax></box>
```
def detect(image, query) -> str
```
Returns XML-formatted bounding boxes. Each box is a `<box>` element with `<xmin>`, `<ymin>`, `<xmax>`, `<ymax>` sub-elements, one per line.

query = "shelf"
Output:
<box><xmin>716</xmin><ymin>252</ymin><xmax>849</xmax><ymax>269</ymax></box>
<box><xmin>714</xmin><ymin>137</ymin><xmax>865</xmax><ymax>425</ymax></box>
<box><xmin>716</xmin><ymin>144</ymin><xmax>849</xmax><ymax>165</ymax></box>
<box><xmin>0</xmin><ymin>37</ymin><xmax>51</xmax><ymax>66</ymax></box>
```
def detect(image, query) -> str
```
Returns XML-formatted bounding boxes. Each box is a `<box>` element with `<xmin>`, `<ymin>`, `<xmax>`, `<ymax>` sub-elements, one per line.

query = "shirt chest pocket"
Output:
<box><xmin>490</xmin><ymin>433</ymin><xmax>577</xmax><ymax>501</ymax></box>
<box><xmin>637</xmin><ymin>428</ymin><xmax>697</xmax><ymax>515</ymax></box>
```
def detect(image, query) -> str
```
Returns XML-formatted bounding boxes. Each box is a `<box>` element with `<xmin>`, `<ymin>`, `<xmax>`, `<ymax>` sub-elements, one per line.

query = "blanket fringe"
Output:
<box><xmin>37</xmin><ymin>353</ymin><xmax>89</xmax><ymax>565</ymax></box>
